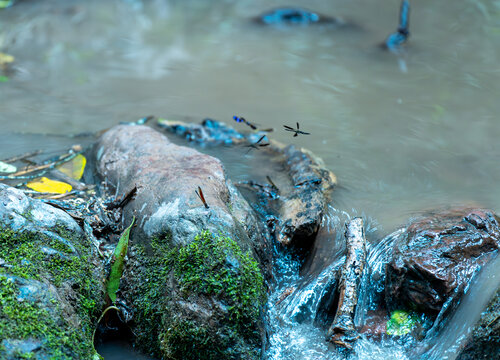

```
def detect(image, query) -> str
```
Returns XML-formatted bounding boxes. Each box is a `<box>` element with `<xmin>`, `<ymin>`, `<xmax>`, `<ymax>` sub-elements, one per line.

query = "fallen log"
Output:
<box><xmin>326</xmin><ymin>217</ymin><xmax>367</xmax><ymax>349</ymax></box>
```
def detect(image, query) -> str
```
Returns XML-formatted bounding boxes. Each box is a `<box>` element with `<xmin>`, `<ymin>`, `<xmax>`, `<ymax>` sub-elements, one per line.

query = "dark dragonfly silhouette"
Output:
<box><xmin>233</xmin><ymin>116</ymin><xmax>258</xmax><ymax>130</ymax></box>
<box><xmin>283</xmin><ymin>122</ymin><xmax>310</xmax><ymax>137</ymax></box>
<box><xmin>195</xmin><ymin>186</ymin><xmax>209</xmax><ymax>209</ymax></box>
<box><xmin>245</xmin><ymin>135</ymin><xmax>270</xmax><ymax>153</ymax></box>
<box><xmin>384</xmin><ymin>0</ymin><xmax>410</xmax><ymax>52</ymax></box>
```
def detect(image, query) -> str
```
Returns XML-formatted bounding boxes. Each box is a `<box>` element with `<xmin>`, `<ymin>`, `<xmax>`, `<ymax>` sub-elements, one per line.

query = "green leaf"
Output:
<box><xmin>106</xmin><ymin>217</ymin><xmax>135</xmax><ymax>303</ymax></box>
<box><xmin>0</xmin><ymin>75</ymin><xmax>8</xmax><ymax>82</ymax></box>
<box><xmin>0</xmin><ymin>160</ymin><xmax>16</xmax><ymax>173</ymax></box>
<box><xmin>386</xmin><ymin>310</ymin><xmax>419</xmax><ymax>336</ymax></box>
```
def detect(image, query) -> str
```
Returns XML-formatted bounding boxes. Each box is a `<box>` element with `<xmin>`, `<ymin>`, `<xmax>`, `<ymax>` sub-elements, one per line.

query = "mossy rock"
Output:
<box><xmin>0</xmin><ymin>185</ymin><xmax>104</xmax><ymax>359</ymax></box>
<box><xmin>126</xmin><ymin>230</ymin><xmax>266</xmax><ymax>359</ymax></box>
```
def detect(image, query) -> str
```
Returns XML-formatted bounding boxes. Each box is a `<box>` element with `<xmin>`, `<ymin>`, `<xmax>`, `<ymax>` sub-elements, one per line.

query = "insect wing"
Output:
<box><xmin>255</xmin><ymin>135</ymin><xmax>266</xmax><ymax>144</ymax></box>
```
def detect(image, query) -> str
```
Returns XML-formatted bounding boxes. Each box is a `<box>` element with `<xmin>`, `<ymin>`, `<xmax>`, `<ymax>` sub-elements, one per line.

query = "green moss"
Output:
<box><xmin>131</xmin><ymin>230</ymin><xmax>265</xmax><ymax>359</ymax></box>
<box><xmin>0</xmin><ymin>275</ymin><xmax>91</xmax><ymax>359</ymax></box>
<box><xmin>0</xmin><ymin>222</ymin><xmax>102</xmax><ymax>359</ymax></box>
<box><xmin>173</xmin><ymin>230</ymin><xmax>265</xmax><ymax>326</ymax></box>
<box><xmin>161</xmin><ymin>319</ymin><xmax>219</xmax><ymax>358</ymax></box>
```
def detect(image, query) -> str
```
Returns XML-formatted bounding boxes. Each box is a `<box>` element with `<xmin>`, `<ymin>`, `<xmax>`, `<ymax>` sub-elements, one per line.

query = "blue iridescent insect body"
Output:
<box><xmin>385</xmin><ymin>0</ymin><xmax>410</xmax><ymax>52</ymax></box>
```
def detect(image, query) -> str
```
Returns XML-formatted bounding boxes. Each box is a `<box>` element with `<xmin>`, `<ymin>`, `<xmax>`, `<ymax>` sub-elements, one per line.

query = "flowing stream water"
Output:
<box><xmin>1</xmin><ymin>0</ymin><xmax>500</xmax><ymax>359</ymax></box>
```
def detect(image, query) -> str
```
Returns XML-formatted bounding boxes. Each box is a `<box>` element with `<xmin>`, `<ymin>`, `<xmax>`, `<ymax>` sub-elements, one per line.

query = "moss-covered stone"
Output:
<box><xmin>127</xmin><ymin>230</ymin><xmax>266</xmax><ymax>359</ymax></box>
<box><xmin>0</xmin><ymin>185</ymin><xmax>104</xmax><ymax>359</ymax></box>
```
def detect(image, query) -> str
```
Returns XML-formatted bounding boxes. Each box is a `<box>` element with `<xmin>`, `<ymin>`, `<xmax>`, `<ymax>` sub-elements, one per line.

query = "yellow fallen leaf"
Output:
<box><xmin>27</xmin><ymin>177</ymin><xmax>72</xmax><ymax>194</ymax></box>
<box><xmin>0</xmin><ymin>52</ymin><xmax>14</xmax><ymax>66</ymax></box>
<box><xmin>56</xmin><ymin>154</ymin><xmax>86</xmax><ymax>180</ymax></box>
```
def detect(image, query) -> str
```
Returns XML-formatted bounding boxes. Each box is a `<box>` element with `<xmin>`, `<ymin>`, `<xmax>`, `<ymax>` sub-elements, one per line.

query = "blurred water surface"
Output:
<box><xmin>1</xmin><ymin>0</ymin><xmax>500</xmax><ymax>359</ymax></box>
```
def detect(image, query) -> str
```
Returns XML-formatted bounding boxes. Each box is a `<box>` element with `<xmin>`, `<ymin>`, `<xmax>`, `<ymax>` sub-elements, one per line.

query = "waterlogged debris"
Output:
<box><xmin>1</xmin><ymin>150</ymin><xmax>42</xmax><ymax>163</ymax></box>
<box><xmin>254</xmin><ymin>7</ymin><xmax>346</xmax><ymax>26</ymax></box>
<box><xmin>26</xmin><ymin>177</ymin><xmax>72</xmax><ymax>194</ymax></box>
<box><xmin>327</xmin><ymin>218</ymin><xmax>366</xmax><ymax>349</ymax></box>
<box><xmin>106</xmin><ymin>217</ymin><xmax>135</xmax><ymax>304</ymax></box>
<box><xmin>0</xmin><ymin>161</ymin><xmax>16</xmax><ymax>174</ymax></box>
<box><xmin>386</xmin><ymin>310</ymin><xmax>419</xmax><ymax>336</ymax></box>
<box><xmin>0</xmin><ymin>145</ymin><xmax>81</xmax><ymax>180</ymax></box>
<box><xmin>56</xmin><ymin>153</ymin><xmax>86</xmax><ymax>180</ymax></box>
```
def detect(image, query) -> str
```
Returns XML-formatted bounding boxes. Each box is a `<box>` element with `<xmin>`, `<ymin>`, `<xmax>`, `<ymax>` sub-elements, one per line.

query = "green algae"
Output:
<box><xmin>130</xmin><ymin>230</ymin><xmax>266</xmax><ymax>359</ymax></box>
<box><xmin>386</xmin><ymin>310</ymin><xmax>420</xmax><ymax>336</ymax></box>
<box><xmin>0</xmin><ymin>223</ymin><xmax>102</xmax><ymax>359</ymax></box>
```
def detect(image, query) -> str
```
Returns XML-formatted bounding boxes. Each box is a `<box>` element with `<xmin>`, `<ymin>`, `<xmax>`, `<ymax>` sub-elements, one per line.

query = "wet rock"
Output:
<box><xmin>155</xmin><ymin>118</ymin><xmax>336</xmax><ymax>250</ymax></box>
<box><xmin>386</xmin><ymin>208</ymin><xmax>500</xmax><ymax>315</ymax></box>
<box><xmin>358</xmin><ymin>310</ymin><xmax>388</xmax><ymax>339</ymax></box>
<box><xmin>253</xmin><ymin>7</ymin><xmax>347</xmax><ymax>27</ymax></box>
<box><xmin>95</xmin><ymin>125</ymin><xmax>268</xmax><ymax>359</ymax></box>
<box><xmin>457</xmin><ymin>289</ymin><xmax>500</xmax><ymax>360</ymax></box>
<box><xmin>0</xmin><ymin>184</ymin><xmax>104</xmax><ymax>360</ymax></box>
<box><xmin>158</xmin><ymin>118</ymin><xmax>246</xmax><ymax>146</ymax></box>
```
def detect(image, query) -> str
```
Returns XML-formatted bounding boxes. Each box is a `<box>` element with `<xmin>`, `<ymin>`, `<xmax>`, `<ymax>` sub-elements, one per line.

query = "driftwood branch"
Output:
<box><xmin>326</xmin><ymin>217</ymin><xmax>367</xmax><ymax>349</ymax></box>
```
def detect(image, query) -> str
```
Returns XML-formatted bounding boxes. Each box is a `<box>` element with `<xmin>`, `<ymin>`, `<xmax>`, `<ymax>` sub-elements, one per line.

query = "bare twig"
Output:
<box><xmin>1</xmin><ymin>150</ymin><xmax>43</xmax><ymax>163</ymax></box>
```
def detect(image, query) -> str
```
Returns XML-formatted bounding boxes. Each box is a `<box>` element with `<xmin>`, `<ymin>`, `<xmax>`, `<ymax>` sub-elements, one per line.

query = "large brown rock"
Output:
<box><xmin>386</xmin><ymin>208</ymin><xmax>500</xmax><ymax>314</ymax></box>
<box><xmin>96</xmin><ymin>125</ymin><xmax>263</xmax><ymax>248</ymax></box>
<box><xmin>95</xmin><ymin>125</ymin><xmax>269</xmax><ymax>359</ymax></box>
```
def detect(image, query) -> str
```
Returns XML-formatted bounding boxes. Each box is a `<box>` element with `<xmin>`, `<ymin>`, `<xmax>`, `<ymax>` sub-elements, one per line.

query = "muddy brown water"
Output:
<box><xmin>1</xmin><ymin>0</ymin><xmax>499</xmax><ymax>359</ymax></box>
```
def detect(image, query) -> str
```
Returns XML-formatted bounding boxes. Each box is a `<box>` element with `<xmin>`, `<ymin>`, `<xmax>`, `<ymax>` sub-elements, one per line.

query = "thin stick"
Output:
<box><xmin>1</xmin><ymin>150</ymin><xmax>43</xmax><ymax>163</ymax></box>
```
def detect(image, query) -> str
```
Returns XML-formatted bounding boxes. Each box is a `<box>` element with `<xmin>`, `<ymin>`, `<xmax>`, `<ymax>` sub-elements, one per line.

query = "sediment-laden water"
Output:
<box><xmin>1</xmin><ymin>0</ymin><xmax>499</xmax><ymax>359</ymax></box>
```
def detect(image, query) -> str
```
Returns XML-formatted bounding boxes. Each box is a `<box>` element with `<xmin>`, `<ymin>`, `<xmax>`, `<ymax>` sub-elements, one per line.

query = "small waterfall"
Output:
<box><xmin>354</xmin><ymin>228</ymin><xmax>405</xmax><ymax>328</ymax></box>
<box><xmin>265</xmin><ymin>205</ymin><xmax>385</xmax><ymax>359</ymax></box>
